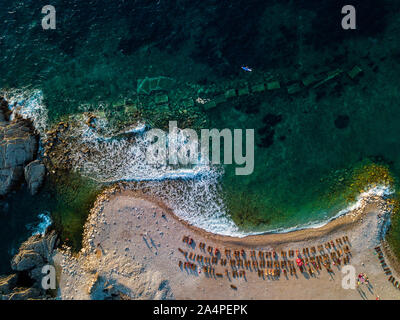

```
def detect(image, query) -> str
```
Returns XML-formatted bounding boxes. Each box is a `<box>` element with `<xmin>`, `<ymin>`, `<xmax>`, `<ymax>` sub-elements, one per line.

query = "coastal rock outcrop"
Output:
<box><xmin>7</xmin><ymin>287</ymin><xmax>44</xmax><ymax>300</ymax></box>
<box><xmin>0</xmin><ymin>167</ymin><xmax>24</xmax><ymax>196</ymax></box>
<box><xmin>0</xmin><ymin>96</ymin><xmax>11</xmax><ymax>123</ymax></box>
<box><xmin>11</xmin><ymin>250</ymin><xmax>44</xmax><ymax>271</ymax></box>
<box><xmin>24</xmin><ymin>160</ymin><xmax>46</xmax><ymax>195</ymax></box>
<box><xmin>0</xmin><ymin>108</ymin><xmax>5</xmax><ymax>122</ymax></box>
<box><xmin>0</xmin><ymin>274</ymin><xmax>18</xmax><ymax>294</ymax></box>
<box><xmin>0</xmin><ymin>230</ymin><xmax>58</xmax><ymax>300</ymax></box>
<box><xmin>1</xmin><ymin>286</ymin><xmax>46</xmax><ymax>300</ymax></box>
<box><xmin>11</xmin><ymin>230</ymin><xmax>58</xmax><ymax>274</ymax></box>
<box><xmin>0</xmin><ymin>97</ymin><xmax>38</xmax><ymax>196</ymax></box>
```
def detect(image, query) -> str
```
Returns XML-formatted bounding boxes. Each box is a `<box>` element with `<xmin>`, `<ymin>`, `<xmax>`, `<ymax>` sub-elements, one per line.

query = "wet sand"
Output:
<box><xmin>53</xmin><ymin>187</ymin><xmax>400</xmax><ymax>300</ymax></box>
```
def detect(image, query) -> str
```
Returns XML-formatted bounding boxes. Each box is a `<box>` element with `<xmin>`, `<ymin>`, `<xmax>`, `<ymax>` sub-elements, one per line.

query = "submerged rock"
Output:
<box><xmin>137</xmin><ymin>76</ymin><xmax>175</xmax><ymax>95</ymax></box>
<box><xmin>348</xmin><ymin>65</ymin><xmax>363</xmax><ymax>79</ymax></box>
<box><xmin>334</xmin><ymin>114</ymin><xmax>350</xmax><ymax>129</ymax></box>
<box><xmin>24</xmin><ymin>160</ymin><xmax>46</xmax><ymax>195</ymax></box>
<box><xmin>267</xmin><ymin>81</ymin><xmax>281</xmax><ymax>90</ymax></box>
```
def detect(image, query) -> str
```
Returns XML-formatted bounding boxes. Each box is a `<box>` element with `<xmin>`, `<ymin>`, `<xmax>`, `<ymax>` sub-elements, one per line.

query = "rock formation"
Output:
<box><xmin>0</xmin><ymin>274</ymin><xmax>18</xmax><ymax>294</ymax></box>
<box><xmin>11</xmin><ymin>230</ymin><xmax>58</xmax><ymax>274</ymax></box>
<box><xmin>24</xmin><ymin>160</ymin><xmax>46</xmax><ymax>195</ymax></box>
<box><xmin>0</xmin><ymin>230</ymin><xmax>58</xmax><ymax>300</ymax></box>
<box><xmin>6</xmin><ymin>287</ymin><xmax>44</xmax><ymax>300</ymax></box>
<box><xmin>0</xmin><ymin>97</ymin><xmax>38</xmax><ymax>196</ymax></box>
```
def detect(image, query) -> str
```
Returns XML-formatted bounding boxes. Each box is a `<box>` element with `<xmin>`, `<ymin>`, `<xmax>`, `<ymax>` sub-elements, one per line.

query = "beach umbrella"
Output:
<box><xmin>296</xmin><ymin>258</ymin><xmax>303</xmax><ymax>267</ymax></box>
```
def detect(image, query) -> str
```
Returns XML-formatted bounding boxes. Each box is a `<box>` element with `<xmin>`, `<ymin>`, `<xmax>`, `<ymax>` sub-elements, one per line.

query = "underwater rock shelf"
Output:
<box><xmin>134</xmin><ymin>65</ymin><xmax>364</xmax><ymax>113</ymax></box>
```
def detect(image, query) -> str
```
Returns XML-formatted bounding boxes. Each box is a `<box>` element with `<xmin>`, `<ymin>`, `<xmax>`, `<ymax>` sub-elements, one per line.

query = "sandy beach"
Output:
<box><xmin>53</xmin><ymin>185</ymin><xmax>400</xmax><ymax>300</ymax></box>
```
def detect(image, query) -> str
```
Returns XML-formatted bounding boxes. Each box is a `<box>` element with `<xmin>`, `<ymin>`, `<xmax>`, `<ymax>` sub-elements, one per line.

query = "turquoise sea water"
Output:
<box><xmin>1</xmin><ymin>0</ymin><xmax>400</xmax><ymax>272</ymax></box>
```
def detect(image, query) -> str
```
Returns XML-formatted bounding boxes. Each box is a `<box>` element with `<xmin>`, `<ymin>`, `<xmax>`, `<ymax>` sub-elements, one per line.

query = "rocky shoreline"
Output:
<box><xmin>0</xmin><ymin>230</ymin><xmax>59</xmax><ymax>300</ymax></box>
<box><xmin>0</xmin><ymin>97</ymin><xmax>49</xmax><ymax>300</ymax></box>
<box><xmin>0</xmin><ymin>97</ymin><xmax>45</xmax><ymax>196</ymax></box>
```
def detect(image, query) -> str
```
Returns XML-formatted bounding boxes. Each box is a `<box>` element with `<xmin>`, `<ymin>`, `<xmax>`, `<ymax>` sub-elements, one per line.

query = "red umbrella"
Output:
<box><xmin>296</xmin><ymin>258</ymin><xmax>303</xmax><ymax>267</ymax></box>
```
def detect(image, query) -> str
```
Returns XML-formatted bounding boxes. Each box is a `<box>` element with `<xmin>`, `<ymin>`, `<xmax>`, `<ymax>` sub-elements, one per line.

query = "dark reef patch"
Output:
<box><xmin>257</xmin><ymin>113</ymin><xmax>283</xmax><ymax>148</ymax></box>
<box><xmin>334</xmin><ymin>114</ymin><xmax>350</xmax><ymax>129</ymax></box>
<box><xmin>262</xmin><ymin>113</ymin><xmax>283</xmax><ymax>127</ymax></box>
<box><xmin>234</xmin><ymin>95</ymin><xmax>262</xmax><ymax>114</ymax></box>
<box><xmin>118</xmin><ymin>1</ymin><xmax>187</xmax><ymax>55</ymax></box>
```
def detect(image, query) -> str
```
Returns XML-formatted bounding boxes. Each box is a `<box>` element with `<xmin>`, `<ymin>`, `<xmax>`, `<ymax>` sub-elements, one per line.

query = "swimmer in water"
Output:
<box><xmin>241</xmin><ymin>66</ymin><xmax>253</xmax><ymax>72</ymax></box>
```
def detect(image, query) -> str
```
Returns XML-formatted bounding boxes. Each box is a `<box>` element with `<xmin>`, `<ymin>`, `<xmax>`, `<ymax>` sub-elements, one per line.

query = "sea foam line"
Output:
<box><xmin>233</xmin><ymin>184</ymin><xmax>394</xmax><ymax>237</ymax></box>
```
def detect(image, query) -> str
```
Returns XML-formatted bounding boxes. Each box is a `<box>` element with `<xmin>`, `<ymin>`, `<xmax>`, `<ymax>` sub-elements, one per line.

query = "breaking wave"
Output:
<box><xmin>26</xmin><ymin>212</ymin><xmax>52</xmax><ymax>236</ymax></box>
<box><xmin>62</xmin><ymin>115</ymin><xmax>244</xmax><ymax>236</ymax></box>
<box><xmin>2</xmin><ymin>88</ymin><xmax>49</xmax><ymax>137</ymax></box>
<box><xmin>3</xmin><ymin>89</ymin><xmax>395</xmax><ymax>237</ymax></box>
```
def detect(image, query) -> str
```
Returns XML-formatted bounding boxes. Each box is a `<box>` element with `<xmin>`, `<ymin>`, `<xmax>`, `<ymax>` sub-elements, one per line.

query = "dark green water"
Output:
<box><xmin>0</xmin><ymin>185</ymin><xmax>54</xmax><ymax>275</ymax></box>
<box><xmin>2</xmin><ymin>0</ymin><xmax>400</xmax><ymax>272</ymax></box>
<box><xmin>0</xmin><ymin>174</ymin><xmax>101</xmax><ymax>275</ymax></box>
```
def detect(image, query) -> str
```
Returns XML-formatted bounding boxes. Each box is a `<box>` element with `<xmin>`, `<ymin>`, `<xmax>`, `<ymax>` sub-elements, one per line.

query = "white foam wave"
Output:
<box><xmin>123</xmin><ymin>122</ymin><xmax>147</xmax><ymax>134</ymax></box>
<box><xmin>70</xmin><ymin>121</ymin><xmax>216</xmax><ymax>182</ymax></box>
<box><xmin>126</xmin><ymin>178</ymin><xmax>242</xmax><ymax>236</ymax></box>
<box><xmin>65</xmin><ymin>120</ymin><xmax>243</xmax><ymax>236</ymax></box>
<box><xmin>2</xmin><ymin>88</ymin><xmax>49</xmax><ymax>137</ymax></box>
<box><xmin>26</xmin><ymin>212</ymin><xmax>52</xmax><ymax>236</ymax></box>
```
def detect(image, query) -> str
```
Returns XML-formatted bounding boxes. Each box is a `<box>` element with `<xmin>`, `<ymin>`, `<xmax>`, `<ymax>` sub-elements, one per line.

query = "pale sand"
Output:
<box><xmin>53</xmin><ymin>187</ymin><xmax>400</xmax><ymax>300</ymax></box>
